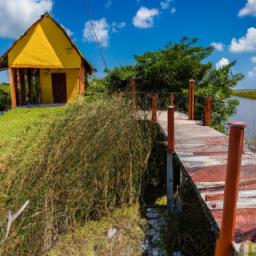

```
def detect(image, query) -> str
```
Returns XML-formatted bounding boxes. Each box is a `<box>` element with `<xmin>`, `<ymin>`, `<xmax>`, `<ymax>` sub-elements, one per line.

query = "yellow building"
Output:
<box><xmin>0</xmin><ymin>13</ymin><xmax>94</xmax><ymax>107</ymax></box>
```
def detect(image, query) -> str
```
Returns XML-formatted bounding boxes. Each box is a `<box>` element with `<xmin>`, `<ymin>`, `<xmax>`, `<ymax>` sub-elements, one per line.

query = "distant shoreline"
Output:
<box><xmin>232</xmin><ymin>89</ymin><xmax>256</xmax><ymax>100</ymax></box>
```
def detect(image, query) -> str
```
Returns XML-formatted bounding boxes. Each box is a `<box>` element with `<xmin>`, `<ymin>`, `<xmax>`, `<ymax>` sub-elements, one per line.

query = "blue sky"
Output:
<box><xmin>0</xmin><ymin>0</ymin><xmax>256</xmax><ymax>89</ymax></box>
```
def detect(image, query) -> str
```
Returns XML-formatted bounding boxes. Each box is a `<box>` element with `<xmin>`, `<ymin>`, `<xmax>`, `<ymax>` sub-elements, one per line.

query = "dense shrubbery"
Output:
<box><xmin>0</xmin><ymin>96</ymin><xmax>154</xmax><ymax>255</ymax></box>
<box><xmin>0</xmin><ymin>83</ymin><xmax>11</xmax><ymax>111</ymax></box>
<box><xmin>104</xmin><ymin>37</ymin><xmax>244</xmax><ymax>131</ymax></box>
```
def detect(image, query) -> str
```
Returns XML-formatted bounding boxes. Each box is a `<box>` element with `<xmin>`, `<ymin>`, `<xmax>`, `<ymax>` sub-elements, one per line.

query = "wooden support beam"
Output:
<box><xmin>79</xmin><ymin>64</ymin><xmax>85</xmax><ymax>95</ymax></box>
<box><xmin>20</xmin><ymin>69</ymin><xmax>26</xmax><ymax>105</ymax></box>
<box><xmin>9</xmin><ymin>68</ymin><xmax>17</xmax><ymax>108</ymax></box>
<box><xmin>16</xmin><ymin>69</ymin><xmax>21</xmax><ymax>106</ymax></box>
<box><xmin>27</xmin><ymin>69</ymin><xmax>33</xmax><ymax>103</ymax></box>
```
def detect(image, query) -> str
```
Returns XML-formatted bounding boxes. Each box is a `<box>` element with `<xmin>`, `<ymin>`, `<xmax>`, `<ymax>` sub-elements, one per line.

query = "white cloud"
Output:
<box><xmin>160</xmin><ymin>0</ymin><xmax>172</xmax><ymax>10</ymax></box>
<box><xmin>211</xmin><ymin>42</ymin><xmax>224</xmax><ymax>51</ymax></box>
<box><xmin>111</xmin><ymin>22</ymin><xmax>126</xmax><ymax>33</ymax></box>
<box><xmin>83</xmin><ymin>18</ymin><xmax>109</xmax><ymax>47</ymax></box>
<box><xmin>248</xmin><ymin>67</ymin><xmax>256</xmax><ymax>77</ymax></box>
<box><xmin>133</xmin><ymin>7</ymin><xmax>159</xmax><ymax>29</ymax></box>
<box><xmin>170</xmin><ymin>8</ymin><xmax>176</xmax><ymax>14</ymax></box>
<box><xmin>83</xmin><ymin>18</ymin><xmax>126</xmax><ymax>47</ymax></box>
<box><xmin>105</xmin><ymin>0</ymin><xmax>112</xmax><ymax>8</ymax></box>
<box><xmin>61</xmin><ymin>24</ymin><xmax>73</xmax><ymax>37</ymax></box>
<box><xmin>238</xmin><ymin>0</ymin><xmax>256</xmax><ymax>17</ymax></box>
<box><xmin>229</xmin><ymin>27</ymin><xmax>256</xmax><ymax>53</ymax></box>
<box><xmin>216</xmin><ymin>58</ymin><xmax>230</xmax><ymax>69</ymax></box>
<box><xmin>0</xmin><ymin>0</ymin><xmax>53</xmax><ymax>39</ymax></box>
<box><xmin>251</xmin><ymin>56</ymin><xmax>256</xmax><ymax>63</ymax></box>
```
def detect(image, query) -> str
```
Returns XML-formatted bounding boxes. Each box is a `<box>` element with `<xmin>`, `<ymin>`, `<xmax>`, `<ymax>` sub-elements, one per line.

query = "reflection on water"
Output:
<box><xmin>229</xmin><ymin>96</ymin><xmax>256</xmax><ymax>139</ymax></box>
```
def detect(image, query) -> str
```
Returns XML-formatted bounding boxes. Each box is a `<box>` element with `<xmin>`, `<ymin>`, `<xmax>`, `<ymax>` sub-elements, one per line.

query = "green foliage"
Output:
<box><xmin>232</xmin><ymin>89</ymin><xmax>256</xmax><ymax>100</ymax></box>
<box><xmin>195</xmin><ymin>62</ymin><xmax>242</xmax><ymax>130</ymax></box>
<box><xmin>0</xmin><ymin>96</ymin><xmax>154</xmax><ymax>255</ymax></box>
<box><xmin>105</xmin><ymin>37</ymin><xmax>244</xmax><ymax>130</ymax></box>
<box><xmin>135</xmin><ymin>37</ymin><xmax>213</xmax><ymax>92</ymax></box>
<box><xmin>105</xmin><ymin>65</ymin><xmax>136</xmax><ymax>92</ymax></box>
<box><xmin>86</xmin><ymin>76</ymin><xmax>108</xmax><ymax>96</ymax></box>
<box><xmin>0</xmin><ymin>83</ymin><xmax>11</xmax><ymax>111</ymax></box>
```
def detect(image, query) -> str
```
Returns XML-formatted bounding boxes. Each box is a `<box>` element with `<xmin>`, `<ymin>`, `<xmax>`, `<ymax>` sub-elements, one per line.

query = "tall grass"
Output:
<box><xmin>0</xmin><ymin>95</ymin><xmax>154</xmax><ymax>255</ymax></box>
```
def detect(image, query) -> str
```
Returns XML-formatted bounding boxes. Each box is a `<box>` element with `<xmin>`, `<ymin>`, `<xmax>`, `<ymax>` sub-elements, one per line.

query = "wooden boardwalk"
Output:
<box><xmin>157</xmin><ymin>111</ymin><xmax>256</xmax><ymax>248</ymax></box>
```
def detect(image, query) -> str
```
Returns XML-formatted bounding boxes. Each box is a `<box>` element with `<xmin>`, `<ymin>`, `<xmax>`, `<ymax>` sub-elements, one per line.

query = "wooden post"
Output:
<box><xmin>167</xmin><ymin>106</ymin><xmax>175</xmax><ymax>212</ymax></box>
<box><xmin>9</xmin><ymin>68</ymin><xmax>17</xmax><ymax>108</ymax></box>
<box><xmin>27</xmin><ymin>69</ymin><xmax>33</xmax><ymax>103</ymax></box>
<box><xmin>20</xmin><ymin>69</ymin><xmax>26</xmax><ymax>105</ymax></box>
<box><xmin>168</xmin><ymin>106</ymin><xmax>175</xmax><ymax>152</ymax></box>
<box><xmin>170</xmin><ymin>94</ymin><xmax>174</xmax><ymax>107</ymax></box>
<box><xmin>188</xmin><ymin>79</ymin><xmax>195</xmax><ymax>120</ymax></box>
<box><xmin>167</xmin><ymin>152</ymin><xmax>174</xmax><ymax>212</ymax></box>
<box><xmin>16</xmin><ymin>69</ymin><xmax>21</xmax><ymax>106</ymax></box>
<box><xmin>152</xmin><ymin>93</ymin><xmax>158</xmax><ymax>122</ymax></box>
<box><xmin>205</xmin><ymin>96</ymin><xmax>212</xmax><ymax>126</ymax></box>
<box><xmin>214</xmin><ymin>122</ymin><xmax>246</xmax><ymax>256</ymax></box>
<box><xmin>79</xmin><ymin>64</ymin><xmax>85</xmax><ymax>95</ymax></box>
<box><xmin>130</xmin><ymin>77</ymin><xmax>137</xmax><ymax>111</ymax></box>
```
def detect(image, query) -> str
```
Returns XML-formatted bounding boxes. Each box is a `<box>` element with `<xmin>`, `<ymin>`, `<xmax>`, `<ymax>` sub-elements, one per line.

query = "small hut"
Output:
<box><xmin>0</xmin><ymin>13</ymin><xmax>94</xmax><ymax>107</ymax></box>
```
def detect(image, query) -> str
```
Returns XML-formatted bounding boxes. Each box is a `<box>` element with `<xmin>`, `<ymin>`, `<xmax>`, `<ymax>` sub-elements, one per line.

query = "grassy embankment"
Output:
<box><xmin>232</xmin><ymin>89</ymin><xmax>256</xmax><ymax>99</ymax></box>
<box><xmin>0</xmin><ymin>95</ymin><xmax>156</xmax><ymax>255</ymax></box>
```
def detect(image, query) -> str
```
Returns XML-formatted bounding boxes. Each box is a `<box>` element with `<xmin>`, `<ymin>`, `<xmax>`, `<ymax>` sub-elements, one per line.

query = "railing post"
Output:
<box><xmin>168</xmin><ymin>106</ymin><xmax>175</xmax><ymax>152</ymax></box>
<box><xmin>130</xmin><ymin>77</ymin><xmax>137</xmax><ymax>111</ymax></box>
<box><xmin>152</xmin><ymin>93</ymin><xmax>158</xmax><ymax>122</ymax></box>
<box><xmin>188</xmin><ymin>79</ymin><xmax>195</xmax><ymax>120</ymax></box>
<box><xmin>205</xmin><ymin>96</ymin><xmax>212</xmax><ymax>126</ymax></box>
<box><xmin>167</xmin><ymin>105</ymin><xmax>175</xmax><ymax>211</ymax></box>
<box><xmin>170</xmin><ymin>94</ymin><xmax>175</xmax><ymax>107</ymax></box>
<box><xmin>214</xmin><ymin>122</ymin><xmax>246</xmax><ymax>256</ymax></box>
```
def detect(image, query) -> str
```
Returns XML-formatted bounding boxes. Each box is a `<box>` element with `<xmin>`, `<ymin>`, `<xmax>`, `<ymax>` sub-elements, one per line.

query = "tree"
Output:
<box><xmin>104</xmin><ymin>37</ymin><xmax>244</xmax><ymax>130</ymax></box>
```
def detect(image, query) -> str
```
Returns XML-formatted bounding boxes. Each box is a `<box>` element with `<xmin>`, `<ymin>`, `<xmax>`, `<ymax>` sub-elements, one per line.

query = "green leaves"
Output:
<box><xmin>103</xmin><ymin>37</ymin><xmax>244</xmax><ymax>130</ymax></box>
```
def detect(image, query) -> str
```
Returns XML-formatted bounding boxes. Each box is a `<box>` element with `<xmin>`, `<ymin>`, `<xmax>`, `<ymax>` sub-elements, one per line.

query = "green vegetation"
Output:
<box><xmin>47</xmin><ymin>205</ymin><xmax>146</xmax><ymax>256</ymax></box>
<box><xmin>0</xmin><ymin>95</ymin><xmax>154</xmax><ymax>255</ymax></box>
<box><xmin>0</xmin><ymin>83</ymin><xmax>11</xmax><ymax>110</ymax></box>
<box><xmin>0</xmin><ymin>83</ymin><xmax>10</xmax><ymax>93</ymax></box>
<box><xmin>104</xmin><ymin>37</ymin><xmax>244</xmax><ymax>131</ymax></box>
<box><xmin>0</xmin><ymin>106</ymin><xmax>65</xmax><ymax>156</ymax></box>
<box><xmin>232</xmin><ymin>89</ymin><xmax>256</xmax><ymax>100</ymax></box>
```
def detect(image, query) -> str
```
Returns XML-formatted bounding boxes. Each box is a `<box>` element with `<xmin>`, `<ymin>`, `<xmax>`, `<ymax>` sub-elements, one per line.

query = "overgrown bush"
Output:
<box><xmin>0</xmin><ymin>95</ymin><xmax>154</xmax><ymax>255</ymax></box>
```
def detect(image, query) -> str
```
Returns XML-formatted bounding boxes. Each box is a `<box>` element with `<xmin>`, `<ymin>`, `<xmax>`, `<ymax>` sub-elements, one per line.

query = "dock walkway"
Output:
<box><xmin>157</xmin><ymin>111</ymin><xmax>256</xmax><ymax>248</ymax></box>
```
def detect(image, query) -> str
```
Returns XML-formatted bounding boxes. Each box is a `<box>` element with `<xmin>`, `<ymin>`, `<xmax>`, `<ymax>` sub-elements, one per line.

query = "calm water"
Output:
<box><xmin>229</xmin><ymin>96</ymin><xmax>256</xmax><ymax>138</ymax></box>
